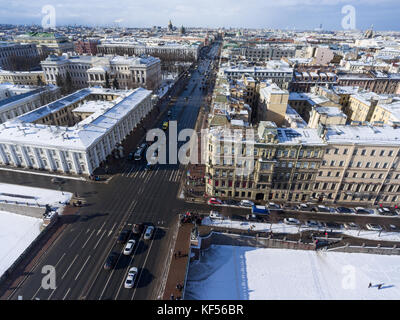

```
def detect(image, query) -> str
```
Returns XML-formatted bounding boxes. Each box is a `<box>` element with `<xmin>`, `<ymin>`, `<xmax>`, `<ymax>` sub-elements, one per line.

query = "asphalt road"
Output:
<box><xmin>1</xmin><ymin>42</ymin><xmax>221</xmax><ymax>300</ymax></box>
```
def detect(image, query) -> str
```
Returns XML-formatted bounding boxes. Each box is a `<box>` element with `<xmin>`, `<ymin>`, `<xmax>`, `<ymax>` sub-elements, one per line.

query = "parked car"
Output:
<box><xmin>355</xmin><ymin>207</ymin><xmax>372</xmax><ymax>215</ymax></box>
<box><xmin>297</xmin><ymin>204</ymin><xmax>308</xmax><ymax>210</ymax></box>
<box><xmin>240</xmin><ymin>200</ymin><xmax>255</xmax><ymax>207</ymax></box>
<box><xmin>124</xmin><ymin>267</ymin><xmax>138</xmax><ymax>289</ymax></box>
<box><xmin>306</xmin><ymin>220</ymin><xmax>321</xmax><ymax>228</ymax></box>
<box><xmin>117</xmin><ymin>230</ymin><xmax>130</xmax><ymax>244</ymax></box>
<box><xmin>377</xmin><ymin>207</ymin><xmax>396</xmax><ymax>216</ymax></box>
<box><xmin>322</xmin><ymin>222</ymin><xmax>343</xmax><ymax>229</ymax></box>
<box><xmin>336</xmin><ymin>207</ymin><xmax>355</xmax><ymax>214</ymax></box>
<box><xmin>208</xmin><ymin>197</ymin><xmax>222</xmax><ymax>205</ymax></box>
<box><xmin>104</xmin><ymin>252</ymin><xmax>118</xmax><ymax>270</ymax></box>
<box><xmin>312</xmin><ymin>205</ymin><xmax>331</xmax><ymax>213</ymax></box>
<box><xmin>344</xmin><ymin>222</ymin><xmax>360</xmax><ymax>230</ymax></box>
<box><xmin>267</xmin><ymin>202</ymin><xmax>281</xmax><ymax>210</ymax></box>
<box><xmin>209</xmin><ymin>211</ymin><xmax>223</xmax><ymax>220</ymax></box>
<box><xmin>123</xmin><ymin>239</ymin><xmax>136</xmax><ymax>255</ymax></box>
<box><xmin>366</xmin><ymin>223</ymin><xmax>382</xmax><ymax>231</ymax></box>
<box><xmin>284</xmin><ymin>218</ymin><xmax>300</xmax><ymax>225</ymax></box>
<box><xmin>144</xmin><ymin>225</ymin><xmax>155</xmax><ymax>240</ymax></box>
<box><xmin>51</xmin><ymin>177</ymin><xmax>64</xmax><ymax>184</ymax></box>
<box><xmin>224</xmin><ymin>199</ymin><xmax>239</xmax><ymax>206</ymax></box>
<box><xmin>132</xmin><ymin>223</ymin><xmax>144</xmax><ymax>235</ymax></box>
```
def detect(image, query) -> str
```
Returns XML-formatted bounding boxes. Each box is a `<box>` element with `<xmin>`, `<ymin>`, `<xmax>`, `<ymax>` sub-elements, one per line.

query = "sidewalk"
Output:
<box><xmin>162</xmin><ymin>223</ymin><xmax>193</xmax><ymax>300</ymax></box>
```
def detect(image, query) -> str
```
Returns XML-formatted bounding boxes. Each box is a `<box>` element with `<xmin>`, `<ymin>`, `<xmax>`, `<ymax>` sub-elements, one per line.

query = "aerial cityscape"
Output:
<box><xmin>0</xmin><ymin>0</ymin><xmax>400</xmax><ymax>309</ymax></box>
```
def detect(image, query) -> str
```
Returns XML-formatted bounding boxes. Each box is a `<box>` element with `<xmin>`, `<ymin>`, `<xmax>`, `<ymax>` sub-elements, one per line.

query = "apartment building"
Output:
<box><xmin>317</xmin><ymin>124</ymin><xmax>400</xmax><ymax>206</ymax></box>
<box><xmin>204</xmin><ymin>122</ymin><xmax>400</xmax><ymax>207</ymax></box>
<box><xmin>0</xmin><ymin>42</ymin><xmax>38</xmax><ymax>70</ymax></box>
<box><xmin>240</xmin><ymin>45</ymin><xmax>296</xmax><ymax>61</ymax></box>
<box><xmin>222</xmin><ymin>60</ymin><xmax>293</xmax><ymax>89</ymax></box>
<box><xmin>74</xmin><ymin>39</ymin><xmax>99</xmax><ymax>55</ymax></box>
<box><xmin>258</xmin><ymin>81</ymin><xmax>289</xmax><ymax>126</ymax></box>
<box><xmin>0</xmin><ymin>70</ymin><xmax>45</xmax><ymax>86</ymax></box>
<box><xmin>41</xmin><ymin>54</ymin><xmax>162</xmax><ymax>91</ymax></box>
<box><xmin>308</xmin><ymin>107</ymin><xmax>347</xmax><ymax>129</ymax></box>
<box><xmin>370</xmin><ymin>97</ymin><xmax>400</xmax><ymax>124</ymax></box>
<box><xmin>15</xmin><ymin>32</ymin><xmax>74</xmax><ymax>55</ymax></box>
<box><xmin>98</xmin><ymin>41</ymin><xmax>200</xmax><ymax>62</ymax></box>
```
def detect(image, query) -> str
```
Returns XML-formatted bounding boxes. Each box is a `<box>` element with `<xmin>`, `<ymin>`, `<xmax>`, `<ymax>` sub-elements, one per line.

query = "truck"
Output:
<box><xmin>251</xmin><ymin>205</ymin><xmax>269</xmax><ymax>215</ymax></box>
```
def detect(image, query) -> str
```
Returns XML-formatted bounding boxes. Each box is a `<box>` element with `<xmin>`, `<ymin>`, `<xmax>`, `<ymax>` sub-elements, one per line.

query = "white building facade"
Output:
<box><xmin>0</xmin><ymin>87</ymin><xmax>153</xmax><ymax>175</ymax></box>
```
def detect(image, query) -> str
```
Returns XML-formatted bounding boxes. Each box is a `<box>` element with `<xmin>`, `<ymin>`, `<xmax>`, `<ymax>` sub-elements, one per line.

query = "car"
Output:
<box><xmin>389</xmin><ymin>224</ymin><xmax>398</xmax><ymax>231</ymax></box>
<box><xmin>312</xmin><ymin>205</ymin><xmax>331</xmax><ymax>213</ymax></box>
<box><xmin>104</xmin><ymin>252</ymin><xmax>118</xmax><ymax>270</ymax></box>
<box><xmin>239</xmin><ymin>200</ymin><xmax>255</xmax><ymax>207</ymax></box>
<box><xmin>167</xmin><ymin>110</ymin><xmax>172</xmax><ymax>117</ymax></box>
<box><xmin>132</xmin><ymin>223</ymin><xmax>144</xmax><ymax>235</ymax></box>
<box><xmin>322</xmin><ymin>222</ymin><xmax>343</xmax><ymax>229</ymax></box>
<box><xmin>355</xmin><ymin>207</ymin><xmax>372</xmax><ymax>215</ymax></box>
<box><xmin>297</xmin><ymin>203</ymin><xmax>308</xmax><ymax>210</ymax></box>
<box><xmin>344</xmin><ymin>222</ymin><xmax>360</xmax><ymax>230</ymax></box>
<box><xmin>335</xmin><ymin>207</ymin><xmax>355</xmax><ymax>214</ymax></box>
<box><xmin>123</xmin><ymin>239</ymin><xmax>136</xmax><ymax>255</ymax></box>
<box><xmin>128</xmin><ymin>152</ymin><xmax>134</xmax><ymax>160</ymax></box>
<box><xmin>162</xmin><ymin>121</ymin><xmax>169</xmax><ymax>130</ymax></box>
<box><xmin>51</xmin><ymin>177</ymin><xmax>64</xmax><ymax>184</ymax></box>
<box><xmin>377</xmin><ymin>207</ymin><xmax>395</xmax><ymax>216</ymax></box>
<box><xmin>207</xmin><ymin>197</ymin><xmax>223</xmax><ymax>205</ymax></box>
<box><xmin>366</xmin><ymin>223</ymin><xmax>382</xmax><ymax>231</ymax></box>
<box><xmin>117</xmin><ymin>230</ymin><xmax>130</xmax><ymax>244</ymax></box>
<box><xmin>124</xmin><ymin>267</ymin><xmax>138</xmax><ymax>289</ymax></box>
<box><xmin>306</xmin><ymin>220</ymin><xmax>321</xmax><ymax>228</ymax></box>
<box><xmin>209</xmin><ymin>211</ymin><xmax>223</xmax><ymax>219</ymax></box>
<box><xmin>284</xmin><ymin>218</ymin><xmax>300</xmax><ymax>225</ymax></box>
<box><xmin>144</xmin><ymin>225</ymin><xmax>155</xmax><ymax>240</ymax></box>
<box><xmin>224</xmin><ymin>199</ymin><xmax>239</xmax><ymax>206</ymax></box>
<box><xmin>267</xmin><ymin>202</ymin><xmax>281</xmax><ymax>210</ymax></box>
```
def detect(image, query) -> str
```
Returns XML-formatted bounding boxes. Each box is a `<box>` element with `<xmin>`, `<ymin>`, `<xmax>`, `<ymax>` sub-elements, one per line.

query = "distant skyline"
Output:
<box><xmin>1</xmin><ymin>0</ymin><xmax>399</xmax><ymax>31</ymax></box>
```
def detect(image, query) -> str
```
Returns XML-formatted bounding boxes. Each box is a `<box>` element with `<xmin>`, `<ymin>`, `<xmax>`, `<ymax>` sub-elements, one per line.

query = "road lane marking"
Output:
<box><xmin>93</xmin><ymin>229</ymin><xmax>107</xmax><ymax>250</ymax></box>
<box><xmin>61</xmin><ymin>254</ymin><xmax>79</xmax><ymax>280</ymax></box>
<box><xmin>75</xmin><ymin>255</ymin><xmax>91</xmax><ymax>281</ymax></box>
<box><xmin>97</xmin><ymin>221</ymin><xmax>107</xmax><ymax>235</ymax></box>
<box><xmin>62</xmin><ymin>288</ymin><xmax>71</xmax><ymax>300</ymax></box>
<box><xmin>68</xmin><ymin>229</ymin><xmax>84</xmax><ymax>248</ymax></box>
<box><xmin>82</xmin><ymin>229</ymin><xmax>96</xmax><ymax>249</ymax></box>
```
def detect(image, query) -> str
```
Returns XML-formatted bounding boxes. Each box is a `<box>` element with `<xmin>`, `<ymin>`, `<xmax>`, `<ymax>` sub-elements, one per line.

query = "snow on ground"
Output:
<box><xmin>0</xmin><ymin>183</ymin><xmax>72</xmax><ymax>211</ymax></box>
<box><xmin>185</xmin><ymin>245</ymin><xmax>400</xmax><ymax>300</ymax></box>
<box><xmin>202</xmin><ymin>217</ymin><xmax>400</xmax><ymax>242</ymax></box>
<box><xmin>0</xmin><ymin>210</ymin><xmax>42</xmax><ymax>277</ymax></box>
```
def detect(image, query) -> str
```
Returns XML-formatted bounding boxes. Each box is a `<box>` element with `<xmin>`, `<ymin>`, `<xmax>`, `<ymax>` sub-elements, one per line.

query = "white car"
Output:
<box><xmin>240</xmin><ymin>200</ymin><xmax>255</xmax><ymax>207</ymax></box>
<box><xmin>284</xmin><ymin>218</ymin><xmax>300</xmax><ymax>225</ymax></box>
<box><xmin>123</xmin><ymin>239</ymin><xmax>136</xmax><ymax>255</ymax></box>
<box><xmin>144</xmin><ymin>226</ymin><xmax>155</xmax><ymax>240</ymax></box>
<box><xmin>344</xmin><ymin>222</ymin><xmax>360</xmax><ymax>230</ymax></box>
<box><xmin>124</xmin><ymin>267</ymin><xmax>138</xmax><ymax>289</ymax></box>
<box><xmin>209</xmin><ymin>211</ymin><xmax>223</xmax><ymax>219</ymax></box>
<box><xmin>366</xmin><ymin>223</ymin><xmax>382</xmax><ymax>231</ymax></box>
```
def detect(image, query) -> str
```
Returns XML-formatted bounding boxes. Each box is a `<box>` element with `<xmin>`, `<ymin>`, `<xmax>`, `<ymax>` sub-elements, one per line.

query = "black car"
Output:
<box><xmin>117</xmin><ymin>230</ymin><xmax>130</xmax><ymax>244</ymax></box>
<box><xmin>336</xmin><ymin>207</ymin><xmax>354</xmax><ymax>214</ymax></box>
<box><xmin>104</xmin><ymin>252</ymin><xmax>118</xmax><ymax>270</ymax></box>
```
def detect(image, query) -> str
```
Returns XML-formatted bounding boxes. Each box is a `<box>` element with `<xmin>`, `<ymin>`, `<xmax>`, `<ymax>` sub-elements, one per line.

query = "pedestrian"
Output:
<box><xmin>170</xmin><ymin>294</ymin><xmax>174</xmax><ymax>300</ymax></box>
<box><xmin>368</xmin><ymin>282</ymin><xmax>372</xmax><ymax>288</ymax></box>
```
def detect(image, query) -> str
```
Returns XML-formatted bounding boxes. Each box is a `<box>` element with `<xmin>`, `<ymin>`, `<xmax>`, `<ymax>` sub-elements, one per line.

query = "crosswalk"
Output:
<box><xmin>120</xmin><ymin>163</ymin><xmax>182</xmax><ymax>183</ymax></box>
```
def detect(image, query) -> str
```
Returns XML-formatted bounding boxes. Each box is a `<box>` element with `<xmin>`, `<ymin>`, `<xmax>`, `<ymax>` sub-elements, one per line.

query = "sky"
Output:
<box><xmin>0</xmin><ymin>0</ymin><xmax>399</xmax><ymax>31</ymax></box>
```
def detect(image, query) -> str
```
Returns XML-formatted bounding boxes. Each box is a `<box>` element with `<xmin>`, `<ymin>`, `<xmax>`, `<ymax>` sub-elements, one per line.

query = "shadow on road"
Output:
<box><xmin>136</xmin><ymin>268</ymin><xmax>154</xmax><ymax>288</ymax></box>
